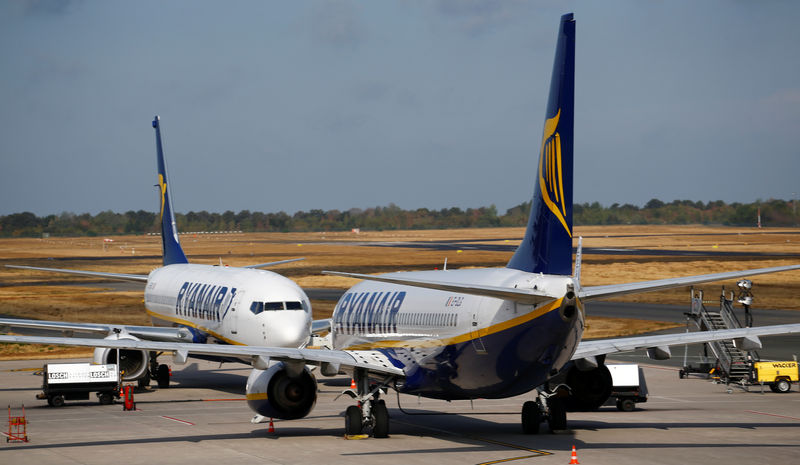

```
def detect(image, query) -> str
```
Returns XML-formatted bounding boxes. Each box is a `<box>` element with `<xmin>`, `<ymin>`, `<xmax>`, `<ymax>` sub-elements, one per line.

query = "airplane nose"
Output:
<box><xmin>266</xmin><ymin>311</ymin><xmax>311</xmax><ymax>348</ymax></box>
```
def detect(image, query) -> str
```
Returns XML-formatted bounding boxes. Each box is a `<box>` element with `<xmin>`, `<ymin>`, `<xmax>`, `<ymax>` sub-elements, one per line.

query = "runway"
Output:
<box><xmin>1</xmin><ymin>357</ymin><xmax>798</xmax><ymax>465</ymax></box>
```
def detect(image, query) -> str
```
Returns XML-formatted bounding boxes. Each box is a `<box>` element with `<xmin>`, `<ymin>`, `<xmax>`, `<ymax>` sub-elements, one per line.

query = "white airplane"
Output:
<box><xmin>3</xmin><ymin>13</ymin><xmax>800</xmax><ymax>437</ymax></box>
<box><xmin>1</xmin><ymin>116</ymin><xmax>313</xmax><ymax>388</ymax></box>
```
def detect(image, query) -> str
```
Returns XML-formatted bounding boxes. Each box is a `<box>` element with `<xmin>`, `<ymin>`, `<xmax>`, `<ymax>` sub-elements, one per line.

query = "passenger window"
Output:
<box><xmin>285</xmin><ymin>301</ymin><xmax>303</xmax><ymax>310</ymax></box>
<box><xmin>250</xmin><ymin>301</ymin><xmax>264</xmax><ymax>315</ymax></box>
<box><xmin>264</xmin><ymin>302</ymin><xmax>284</xmax><ymax>311</ymax></box>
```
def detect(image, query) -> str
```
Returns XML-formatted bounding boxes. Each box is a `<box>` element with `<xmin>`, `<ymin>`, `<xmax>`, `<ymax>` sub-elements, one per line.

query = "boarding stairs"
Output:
<box><xmin>683</xmin><ymin>288</ymin><xmax>759</xmax><ymax>383</ymax></box>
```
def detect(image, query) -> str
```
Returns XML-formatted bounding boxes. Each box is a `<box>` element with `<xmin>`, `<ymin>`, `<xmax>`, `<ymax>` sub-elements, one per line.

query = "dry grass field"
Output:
<box><xmin>1</xmin><ymin>225</ymin><xmax>799</xmax><ymax>358</ymax></box>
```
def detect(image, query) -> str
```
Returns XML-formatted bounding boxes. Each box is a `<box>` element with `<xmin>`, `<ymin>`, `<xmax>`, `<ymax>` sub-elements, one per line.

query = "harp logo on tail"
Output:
<box><xmin>158</xmin><ymin>174</ymin><xmax>167</xmax><ymax>221</ymax></box>
<box><xmin>538</xmin><ymin>109</ymin><xmax>571</xmax><ymax>237</ymax></box>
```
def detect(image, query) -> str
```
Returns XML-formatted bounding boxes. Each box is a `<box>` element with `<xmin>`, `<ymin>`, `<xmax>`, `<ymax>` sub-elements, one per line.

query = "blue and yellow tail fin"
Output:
<box><xmin>507</xmin><ymin>13</ymin><xmax>575</xmax><ymax>276</ymax></box>
<box><xmin>153</xmin><ymin>116</ymin><xmax>189</xmax><ymax>266</ymax></box>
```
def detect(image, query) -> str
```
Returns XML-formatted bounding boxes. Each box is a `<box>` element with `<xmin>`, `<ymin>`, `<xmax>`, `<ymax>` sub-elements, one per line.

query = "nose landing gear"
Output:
<box><xmin>342</xmin><ymin>369</ymin><xmax>391</xmax><ymax>438</ymax></box>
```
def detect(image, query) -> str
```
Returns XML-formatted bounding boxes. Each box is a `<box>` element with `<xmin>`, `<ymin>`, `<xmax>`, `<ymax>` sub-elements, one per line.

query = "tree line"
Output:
<box><xmin>1</xmin><ymin>199</ymin><xmax>796</xmax><ymax>238</ymax></box>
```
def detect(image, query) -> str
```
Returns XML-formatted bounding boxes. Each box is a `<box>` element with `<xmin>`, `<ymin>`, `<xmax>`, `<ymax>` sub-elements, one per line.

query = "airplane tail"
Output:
<box><xmin>153</xmin><ymin>116</ymin><xmax>189</xmax><ymax>266</ymax></box>
<box><xmin>506</xmin><ymin>13</ymin><xmax>575</xmax><ymax>276</ymax></box>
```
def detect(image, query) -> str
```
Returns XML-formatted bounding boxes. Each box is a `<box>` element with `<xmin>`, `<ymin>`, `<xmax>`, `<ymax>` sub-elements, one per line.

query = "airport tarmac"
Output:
<box><xmin>1</xmin><ymin>357</ymin><xmax>798</xmax><ymax>464</ymax></box>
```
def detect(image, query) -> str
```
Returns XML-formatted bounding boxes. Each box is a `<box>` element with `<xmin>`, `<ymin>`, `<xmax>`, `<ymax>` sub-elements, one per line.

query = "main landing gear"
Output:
<box><xmin>521</xmin><ymin>387</ymin><xmax>568</xmax><ymax>434</ymax></box>
<box><xmin>343</xmin><ymin>369</ymin><xmax>390</xmax><ymax>438</ymax></box>
<box><xmin>138</xmin><ymin>353</ymin><xmax>171</xmax><ymax>389</ymax></box>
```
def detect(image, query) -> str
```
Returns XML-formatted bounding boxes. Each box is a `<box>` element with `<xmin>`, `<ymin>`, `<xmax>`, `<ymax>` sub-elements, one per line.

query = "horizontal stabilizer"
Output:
<box><xmin>579</xmin><ymin>264</ymin><xmax>800</xmax><ymax>301</ymax></box>
<box><xmin>311</xmin><ymin>318</ymin><xmax>332</xmax><ymax>334</ymax></box>
<box><xmin>6</xmin><ymin>265</ymin><xmax>148</xmax><ymax>283</ymax></box>
<box><xmin>243</xmin><ymin>258</ymin><xmax>305</xmax><ymax>269</ymax></box>
<box><xmin>573</xmin><ymin>323</ymin><xmax>800</xmax><ymax>359</ymax></box>
<box><xmin>322</xmin><ymin>270</ymin><xmax>557</xmax><ymax>305</ymax></box>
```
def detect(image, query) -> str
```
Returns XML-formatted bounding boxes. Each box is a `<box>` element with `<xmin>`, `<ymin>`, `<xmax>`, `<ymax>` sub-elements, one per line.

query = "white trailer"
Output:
<box><xmin>37</xmin><ymin>363</ymin><xmax>119</xmax><ymax>407</ymax></box>
<box><xmin>607</xmin><ymin>364</ymin><xmax>649</xmax><ymax>411</ymax></box>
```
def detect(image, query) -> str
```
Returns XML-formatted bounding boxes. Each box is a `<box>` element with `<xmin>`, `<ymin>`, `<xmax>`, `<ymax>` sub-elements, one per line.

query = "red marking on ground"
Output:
<box><xmin>160</xmin><ymin>415</ymin><xmax>195</xmax><ymax>425</ymax></box>
<box><xmin>745</xmin><ymin>410</ymin><xmax>800</xmax><ymax>421</ymax></box>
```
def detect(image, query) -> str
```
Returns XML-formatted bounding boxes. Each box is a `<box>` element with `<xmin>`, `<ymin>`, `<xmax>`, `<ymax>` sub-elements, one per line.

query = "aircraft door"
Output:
<box><xmin>470</xmin><ymin>299</ymin><xmax>488</xmax><ymax>355</ymax></box>
<box><xmin>226</xmin><ymin>290</ymin><xmax>244</xmax><ymax>336</ymax></box>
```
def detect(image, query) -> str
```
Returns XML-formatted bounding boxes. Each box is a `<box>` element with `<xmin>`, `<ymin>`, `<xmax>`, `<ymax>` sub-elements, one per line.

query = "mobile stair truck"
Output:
<box><xmin>37</xmin><ymin>363</ymin><xmax>119</xmax><ymax>407</ymax></box>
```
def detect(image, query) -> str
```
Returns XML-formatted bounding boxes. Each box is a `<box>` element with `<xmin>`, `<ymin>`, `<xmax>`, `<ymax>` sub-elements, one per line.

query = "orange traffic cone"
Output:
<box><xmin>350</xmin><ymin>378</ymin><xmax>357</xmax><ymax>389</ymax></box>
<box><xmin>569</xmin><ymin>445</ymin><xmax>580</xmax><ymax>464</ymax></box>
<box><xmin>268</xmin><ymin>418</ymin><xmax>275</xmax><ymax>433</ymax></box>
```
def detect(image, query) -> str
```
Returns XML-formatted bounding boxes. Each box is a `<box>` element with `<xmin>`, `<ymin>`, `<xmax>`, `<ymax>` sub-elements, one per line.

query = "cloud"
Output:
<box><xmin>351</xmin><ymin>81</ymin><xmax>390</xmax><ymax>103</ymax></box>
<box><xmin>311</xmin><ymin>1</ymin><xmax>367</xmax><ymax>49</ymax></box>
<box><xmin>434</xmin><ymin>0</ymin><xmax>525</xmax><ymax>36</ymax></box>
<box><xmin>21</xmin><ymin>0</ymin><xmax>81</xmax><ymax>17</ymax></box>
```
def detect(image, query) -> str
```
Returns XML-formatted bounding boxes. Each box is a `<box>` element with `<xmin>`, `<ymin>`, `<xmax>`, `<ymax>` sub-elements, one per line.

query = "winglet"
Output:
<box><xmin>507</xmin><ymin>13</ymin><xmax>575</xmax><ymax>276</ymax></box>
<box><xmin>153</xmin><ymin>116</ymin><xmax>189</xmax><ymax>266</ymax></box>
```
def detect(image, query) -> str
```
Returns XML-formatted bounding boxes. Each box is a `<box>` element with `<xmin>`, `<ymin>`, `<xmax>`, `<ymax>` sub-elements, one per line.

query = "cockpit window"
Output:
<box><xmin>249</xmin><ymin>301</ymin><xmax>264</xmax><ymax>315</ymax></box>
<box><xmin>251</xmin><ymin>301</ymin><xmax>306</xmax><ymax>314</ymax></box>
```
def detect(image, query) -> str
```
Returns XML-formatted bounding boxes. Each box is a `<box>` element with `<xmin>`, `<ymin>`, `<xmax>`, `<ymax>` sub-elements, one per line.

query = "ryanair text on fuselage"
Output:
<box><xmin>333</xmin><ymin>291</ymin><xmax>407</xmax><ymax>335</ymax></box>
<box><xmin>175</xmin><ymin>282</ymin><xmax>238</xmax><ymax>321</ymax></box>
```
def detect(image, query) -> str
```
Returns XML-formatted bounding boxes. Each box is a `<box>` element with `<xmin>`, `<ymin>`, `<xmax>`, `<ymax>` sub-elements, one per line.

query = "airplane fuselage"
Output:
<box><xmin>330</xmin><ymin>268</ymin><xmax>584</xmax><ymax>399</ymax></box>
<box><xmin>144</xmin><ymin>264</ymin><xmax>311</xmax><ymax>349</ymax></box>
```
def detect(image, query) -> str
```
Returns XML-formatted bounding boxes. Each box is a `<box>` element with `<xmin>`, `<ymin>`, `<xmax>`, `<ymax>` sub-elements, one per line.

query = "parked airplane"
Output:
<box><xmin>1</xmin><ymin>116</ymin><xmax>312</xmax><ymax>388</ymax></box>
<box><xmin>2</xmin><ymin>13</ymin><xmax>800</xmax><ymax>437</ymax></box>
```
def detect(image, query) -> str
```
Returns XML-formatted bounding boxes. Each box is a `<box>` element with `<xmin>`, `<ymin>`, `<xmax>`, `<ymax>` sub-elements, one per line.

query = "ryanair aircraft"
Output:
<box><xmin>3</xmin><ymin>14</ymin><xmax>800</xmax><ymax>437</ymax></box>
<box><xmin>1</xmin><ymin>116</ymin><xmax>312</xmax><ymax>388</ymax></box>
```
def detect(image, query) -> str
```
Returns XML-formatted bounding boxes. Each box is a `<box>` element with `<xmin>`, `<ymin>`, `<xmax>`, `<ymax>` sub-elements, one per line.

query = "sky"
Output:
<box><xmin>1</xmin><ymin>1</ymin><xmax>799</xmax><ymax>217</ymax></box>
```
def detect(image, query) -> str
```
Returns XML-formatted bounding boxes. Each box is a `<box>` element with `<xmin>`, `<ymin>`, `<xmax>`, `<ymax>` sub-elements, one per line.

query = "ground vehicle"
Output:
<box><xmin>607</xmin><ymin>364</ymin><xmax>648</xmax><ymax>411</ymax></box>
<box><xmin>754</xmin><ymin>361</ymin><xmax>798</xmax><ymax>393</ymax></box>
<box><xmin>37</xmin><ymin>363</ymin><xmax>119</xmax><ymax>407</ymax></box>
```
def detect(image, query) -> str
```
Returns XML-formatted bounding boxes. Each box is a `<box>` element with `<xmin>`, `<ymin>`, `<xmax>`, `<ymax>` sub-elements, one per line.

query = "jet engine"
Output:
<box><xmin>246</xmin><ymin>362</ymin><xmax>317</xmax><ymax>420</ymax></box>
<box><xmin>92</xmin><ymin>334</ymin><xmax>149</xmax><ymax>381</ymax></box>
<box><xmin>552</xmin><ymin>362</ymin><xmax>613</xmax><ymax>412</ymax></box>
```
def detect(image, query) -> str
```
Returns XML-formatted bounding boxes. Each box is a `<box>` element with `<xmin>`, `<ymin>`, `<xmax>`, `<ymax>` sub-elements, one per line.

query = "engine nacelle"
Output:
<box><xmin>92</xmin><ymin>334</ymin><xmax>149</xmax><ymax>381</ymax></box>
<box><xmin>246</xmin><ymin>362</ymin><xmax>317</xmax><ymax>420</ymax></box>
<box><xmin>553</xmin><ymin>362</ymin><xmax>613</xmax><ymax>412</ymax></box>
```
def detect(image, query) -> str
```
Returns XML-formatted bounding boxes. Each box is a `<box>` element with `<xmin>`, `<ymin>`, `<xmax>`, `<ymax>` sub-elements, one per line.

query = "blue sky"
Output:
<box><xmin>2</xmin><ymin>1</ymin><xmax>799</xmax><ymax>216</ymax></box>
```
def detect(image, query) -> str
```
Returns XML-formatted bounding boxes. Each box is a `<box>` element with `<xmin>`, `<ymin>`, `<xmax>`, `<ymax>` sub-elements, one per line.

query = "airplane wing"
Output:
<box><xmin>578</xmin><ymin>264</ymin><xmax>800</xmax><ymax>302</ymax></box>
<box><xmin>572</xmin><ymin>323</ymin><xmax>800</xmax><ymax>360</ymax></box>
<box><xmin>322</xmin><ymin>271</ymin><xmax>557</xmax><ymax>305</ymax></box>
<box><xmin>5</xmin><ymin>265</ymin><xmax>148</xmax><ymax>283</ymax></box>
<box><xmin>0</xmin><ymin>334</ymin><xmax>405</xmax><ymax>378</ymax></box>
<box><xmin>243</xmin><ymin>258</ymin><xmax>305</xmax><ymax>269</ymax></box>
<box><xmin>0</xmin><ymin>317</ymin><xmax>193</xmax><ymax>342</ymax></box>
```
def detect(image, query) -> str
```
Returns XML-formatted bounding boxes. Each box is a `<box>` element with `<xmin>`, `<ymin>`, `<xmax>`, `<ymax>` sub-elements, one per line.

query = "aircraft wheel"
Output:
<box><xmin>138</xmin><ymin>373</ymin><xmax>151</xmax><ymax>389</ymax></box>
<box><xmin>521</xmin><ymin>400</ymin><xmax>541</xmax><ymax>434</ymax></box>
<box><xmin>372</xmin><ymin>400</ymin><xmax>389</xmax><ymax>438</ymax></box>
<box><xmin>345</xmin><ymin>405</ymin><xmax>362</xmax><ymax>435</ymax></box>
<box><xmin>547</xmin><ymin>398</ymin><xmax>567</xmax><ymax>432</ymax></box>
<box><xmin>156</xmin><ymin>364</ymin><xmax>170</xmax><ymax>388</ymax></box>
<box><xmin>98</xmin><ymin>392</ymin><xmax>114</xmax><ymax>405</ymax></box>
<box><xmin>51</xmin><ymin>395</ymin><xmax>65</xmax><ymax>408</ymax></box>
<box><xmin>775</xmin><ymin>379</ymin><xmax>791</xmax><ymax>393</ymax></box>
